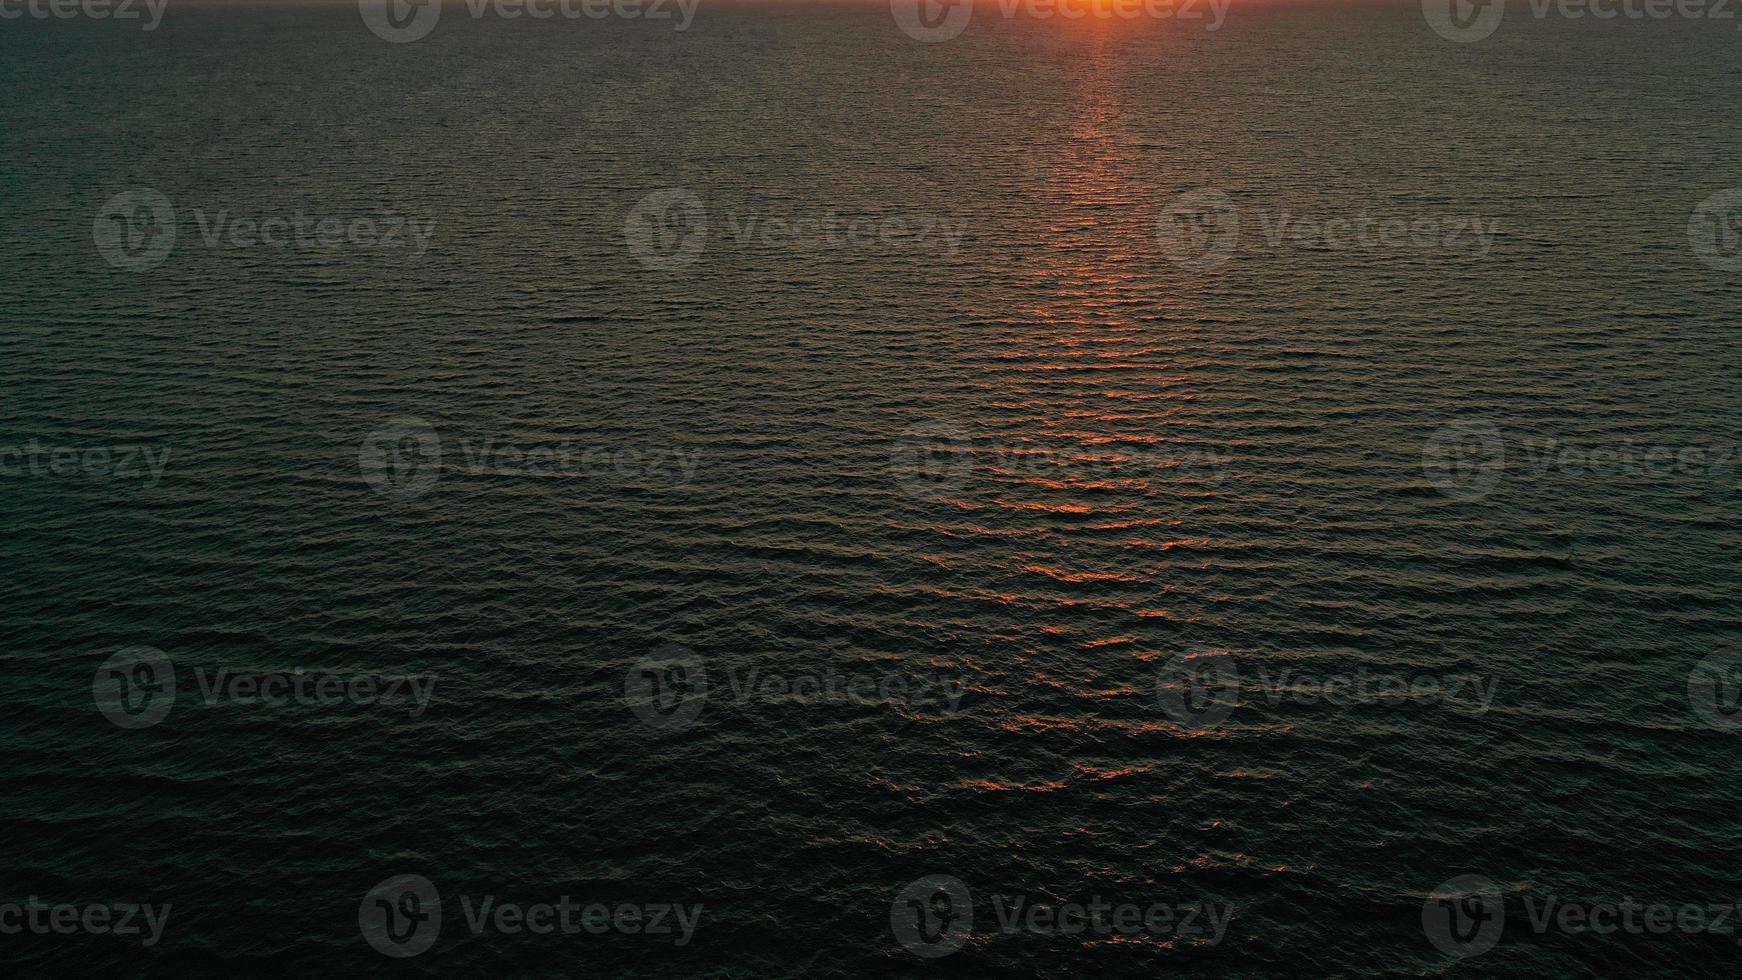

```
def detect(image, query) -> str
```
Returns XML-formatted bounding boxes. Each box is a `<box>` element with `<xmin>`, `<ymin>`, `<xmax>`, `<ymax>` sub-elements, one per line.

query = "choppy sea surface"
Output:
<box><xmin>3</xmin><ymin>2</ymin><xmax>1741</xmax><ymax>976</ymax></box>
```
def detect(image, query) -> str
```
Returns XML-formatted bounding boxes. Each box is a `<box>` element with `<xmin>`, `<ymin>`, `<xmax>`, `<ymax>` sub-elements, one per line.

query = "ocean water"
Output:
<box><xmin>3</xmin><ymin>2</ymin><xmax>1741</xmax><ymax>976</ymax></box>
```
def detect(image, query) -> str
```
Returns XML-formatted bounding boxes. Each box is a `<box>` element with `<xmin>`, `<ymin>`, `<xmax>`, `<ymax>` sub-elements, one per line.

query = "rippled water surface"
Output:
<box><xmin>3</xmin><ymin>3</ymin><xmax>1741</xmax><ymax>976</ymax></box>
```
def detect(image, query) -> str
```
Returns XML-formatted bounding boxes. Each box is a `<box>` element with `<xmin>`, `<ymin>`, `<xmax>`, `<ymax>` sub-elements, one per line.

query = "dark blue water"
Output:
<box><xmin>3</xmin><ymin>3</ymin><xmax>1741</xmax><ymax>976</ymax></box>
